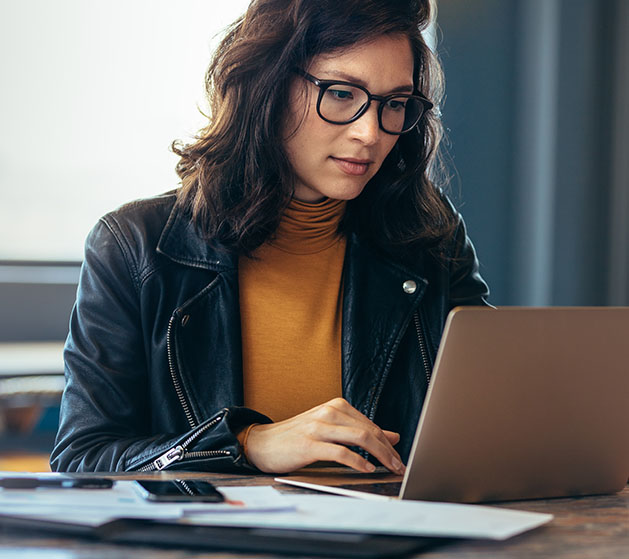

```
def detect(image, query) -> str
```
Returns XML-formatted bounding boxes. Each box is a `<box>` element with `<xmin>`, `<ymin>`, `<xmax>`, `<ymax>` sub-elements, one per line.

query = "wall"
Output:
<box><xmin>438</xmin><ymin>0</ymin><xmax>627</xmax><ymax>305</ymax></box>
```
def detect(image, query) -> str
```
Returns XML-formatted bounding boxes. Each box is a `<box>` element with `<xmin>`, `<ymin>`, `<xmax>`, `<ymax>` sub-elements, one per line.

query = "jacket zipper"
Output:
<box><xmin>413</xmin><ymin>310</ymin><xmax>432</xmax><ymax>385</ymax></box>
<box><xmin>137</xmin><ymin>312</ymin><xmax>231</xmax><ymax>472</ymax></box>
<box><xmin>167</xmin><ymin>314</ymin><xmax>196</xmax><ymax>429</ymax></box>
<box><xmin>138</xmin><ymin>413</ymin><xmax>230</xmax><ymax>472</ymax></box>
<box><xmin>367</xmin><ymin>308</ymin><xmax>432</xmax><ymax>420</ymax></box>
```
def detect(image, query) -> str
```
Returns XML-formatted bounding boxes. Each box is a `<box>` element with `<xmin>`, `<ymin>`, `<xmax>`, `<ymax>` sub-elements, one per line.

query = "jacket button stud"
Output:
<box><xmin>181</xmin><ymin>315</ymin><xmax>190</xmax><ymax>327</ymax></box>
<box><xmin>402</xmin><ymin>280</ymin><xmax>417</xmax><ymax>294</ymax></box>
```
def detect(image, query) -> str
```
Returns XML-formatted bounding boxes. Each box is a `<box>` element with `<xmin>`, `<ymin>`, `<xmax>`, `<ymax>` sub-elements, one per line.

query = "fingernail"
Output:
<box><xmin>392</xmin><ymin>458</ymin><xmax>403</xmax><ymax>472</ymax></box>
<box><xmin>366</xmin><ymin>462</ymin><xmax>376</xmax><ymax>472</ymax></box>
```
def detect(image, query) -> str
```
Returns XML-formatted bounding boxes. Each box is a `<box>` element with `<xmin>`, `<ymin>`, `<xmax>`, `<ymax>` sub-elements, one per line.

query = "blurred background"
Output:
<box><xmin>0</xmin><ymin>0</ymin><xmax>627</xmax><ymax>469</ymax></box>
<box><xmin>439</xmin><ymin>0</ymin><xmax>628</xmax><ymax>307</ymax></box>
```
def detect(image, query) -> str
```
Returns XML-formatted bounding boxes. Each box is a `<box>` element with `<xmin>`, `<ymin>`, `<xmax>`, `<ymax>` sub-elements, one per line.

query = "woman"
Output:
<box><xmin>51</xmin><ymin>0</ymin><xmax>489</xmax><ymax>475</ymax></box>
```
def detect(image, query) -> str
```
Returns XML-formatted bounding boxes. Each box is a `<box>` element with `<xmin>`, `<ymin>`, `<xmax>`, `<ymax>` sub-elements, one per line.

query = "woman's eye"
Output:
<box><xmin>327</xmin><ymin>88</ymin><xmax>354</xmax><ymax>101</ymax></box>
<box><xmin>386</xmin><ymin>99</ymin><xmax>407</xmax><ymax>111</ymax></box>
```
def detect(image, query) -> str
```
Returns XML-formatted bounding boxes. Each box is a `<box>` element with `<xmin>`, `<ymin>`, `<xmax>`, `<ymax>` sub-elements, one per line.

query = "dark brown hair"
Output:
<box><xmin>173</xmin><ymin>0</ymin><xmax>456</xmax><ymax>256</ymax></box>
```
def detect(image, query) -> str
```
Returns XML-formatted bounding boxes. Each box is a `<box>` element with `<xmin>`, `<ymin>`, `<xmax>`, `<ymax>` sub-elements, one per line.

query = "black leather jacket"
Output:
<box><xmin>50</xmin><ymin>192</ymin><xmax>489</xmax><ymax>473</ymax></box>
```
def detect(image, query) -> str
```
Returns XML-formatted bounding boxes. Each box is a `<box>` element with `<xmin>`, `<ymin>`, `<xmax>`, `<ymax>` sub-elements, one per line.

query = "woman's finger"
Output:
<box><xmin>311</xmin><ymin>441</ymin><xmax>376</xmax><ymax>473</ymax></box>
<box><xmin>312</xmin><ymin>399</ymin><xmax>403</xmax><ymax>461</ymax></box>
<box><xmin>314</xmin><ymin>422</ymin><xmax>405</xmax><ymax>474</ymax></box>
<box><xmin>383</xmin><ymin>430</ymin><xmax>401</xmax><ymax>444</ymax></box>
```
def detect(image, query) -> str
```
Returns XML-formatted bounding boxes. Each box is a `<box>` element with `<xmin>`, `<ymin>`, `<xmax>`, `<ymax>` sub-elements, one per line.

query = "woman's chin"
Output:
<box><xmin>293</xmin><ymin>181</ymin><xmax>368</xmax><ymax>203</ymax></box>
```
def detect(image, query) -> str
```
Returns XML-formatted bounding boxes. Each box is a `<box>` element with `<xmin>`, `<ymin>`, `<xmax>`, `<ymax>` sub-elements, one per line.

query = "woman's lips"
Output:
<box><xmin>331</xmin><ymin>157</ymin><xmax>371</xmax><ymax>176</ymax></box>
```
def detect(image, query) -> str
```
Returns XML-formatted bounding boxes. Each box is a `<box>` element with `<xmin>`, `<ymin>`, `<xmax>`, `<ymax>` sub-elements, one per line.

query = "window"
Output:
<box><xmin>0</xmin><ymin>0</ymin><xmax>251</xmax><ymax>261</ymax></box>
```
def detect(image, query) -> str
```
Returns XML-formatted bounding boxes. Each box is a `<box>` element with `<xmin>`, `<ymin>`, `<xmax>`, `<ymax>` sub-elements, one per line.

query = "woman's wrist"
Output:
<box><xmin>237</xmin><ymin>423</ymin><xmax>261</xmax><ymax>457</ymax></box>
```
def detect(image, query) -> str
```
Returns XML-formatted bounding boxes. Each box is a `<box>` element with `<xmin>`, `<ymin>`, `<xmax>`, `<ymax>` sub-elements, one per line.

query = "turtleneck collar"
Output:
<box><xmin>270</xmin><ymin>197</ymin><xmax>347</xmax><ymax>255</ymax></box>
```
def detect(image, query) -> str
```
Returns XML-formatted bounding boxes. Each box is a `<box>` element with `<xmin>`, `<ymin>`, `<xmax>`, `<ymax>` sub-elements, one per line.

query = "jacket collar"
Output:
<box><xmin>156</xmin><ymin>200</ymin><xmax>239</xmax><ymax>272</ymax></box>
<box><xmin>157</xmin><ymin>197</ymin><xmax>431</xmax><ymax>278</ymax></box>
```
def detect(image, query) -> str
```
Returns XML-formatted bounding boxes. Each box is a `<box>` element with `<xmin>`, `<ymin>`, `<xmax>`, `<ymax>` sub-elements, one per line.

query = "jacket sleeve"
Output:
<box><xmin>447</xmin><ymin>209</ymin><xmax>491</xmax><ymax>308</ymax></box>
<box><xmin>50</xmin><ymin>218</ymin><xmax>270</xmax><ymax>473</ymax></box>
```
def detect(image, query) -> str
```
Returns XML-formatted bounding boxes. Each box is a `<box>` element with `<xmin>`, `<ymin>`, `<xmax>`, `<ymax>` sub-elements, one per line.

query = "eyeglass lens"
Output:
<box><xmin>319</xmin><ymin>84</ymin><xmax>422</xmax><ymax>133</ymax></box>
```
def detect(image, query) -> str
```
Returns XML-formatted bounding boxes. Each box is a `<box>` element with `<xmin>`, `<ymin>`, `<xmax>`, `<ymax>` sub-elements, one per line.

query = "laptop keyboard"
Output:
<box><xmin>336</xmin><ymin>482</ymin><xmax>402</xmax><ymax>497</ymax></box>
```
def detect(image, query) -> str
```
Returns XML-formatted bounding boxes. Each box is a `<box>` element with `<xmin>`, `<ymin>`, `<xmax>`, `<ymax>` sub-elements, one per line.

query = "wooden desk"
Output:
<box><xmin>0</xmin><ymin>470</ymin><xmax>627</xmax><ymax>558</ymax></box>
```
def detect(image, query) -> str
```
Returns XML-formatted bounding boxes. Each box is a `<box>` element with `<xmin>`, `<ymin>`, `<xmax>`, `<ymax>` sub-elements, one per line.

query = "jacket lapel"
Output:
<box><xmin>170</xmin><ymin>269</ymin><xmax>245</xmax><ymax>422</ymax></box>
<box><xmin>342</xmin><ymin>233</ymin><xmax>427</xmax><ymax>420</ymax></box>
<box><xmin>157</xmin><ymin>202</ymin><xmax>244</xmax><ymax>422</ymax></box>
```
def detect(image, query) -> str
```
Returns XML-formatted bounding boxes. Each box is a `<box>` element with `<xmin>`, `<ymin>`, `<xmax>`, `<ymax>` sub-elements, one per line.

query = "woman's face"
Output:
<box><xmin>283</xmin><ymin>34</ymin><xmax>415</xmax><ymax>203</ymax></box>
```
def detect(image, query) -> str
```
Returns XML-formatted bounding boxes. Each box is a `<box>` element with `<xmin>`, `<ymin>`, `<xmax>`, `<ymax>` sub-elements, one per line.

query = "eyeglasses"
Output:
<box><xmin>296</xmin><ymin>69</ymin><xmax>433</xmax><ymax>135</ymax></box>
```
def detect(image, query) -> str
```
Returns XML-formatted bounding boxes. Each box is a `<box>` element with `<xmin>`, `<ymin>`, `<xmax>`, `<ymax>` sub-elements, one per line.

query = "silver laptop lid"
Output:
<box><xmin>401</xmin><ymin>307</ymin><xmax>629</xmax><ymax>503</ymax></box>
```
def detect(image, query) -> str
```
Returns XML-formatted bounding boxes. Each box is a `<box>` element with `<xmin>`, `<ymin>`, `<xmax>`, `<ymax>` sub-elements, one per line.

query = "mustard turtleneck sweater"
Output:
<box><xmin>238</xmin><ymin>197</ymin><xmax>347</xmax><ymax>422</ymax></box>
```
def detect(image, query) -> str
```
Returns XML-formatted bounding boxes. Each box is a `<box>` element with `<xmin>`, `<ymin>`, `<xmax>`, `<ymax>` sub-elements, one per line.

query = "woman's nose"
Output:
<box><xmin>347</xmin><ymin>103</ymin><xmax>381</xmax><ymax>145</ymax></box>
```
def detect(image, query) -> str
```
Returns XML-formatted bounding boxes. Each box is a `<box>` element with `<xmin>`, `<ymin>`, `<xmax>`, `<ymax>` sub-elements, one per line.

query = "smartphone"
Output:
<box><xmin>134</xmin><ymin>480</ymin><xmax>225</xmax><ymax>503</ymax></box>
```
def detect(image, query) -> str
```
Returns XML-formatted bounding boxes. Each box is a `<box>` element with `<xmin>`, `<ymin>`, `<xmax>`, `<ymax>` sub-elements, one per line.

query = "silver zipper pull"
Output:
<box><xmin>152</xmin><ymin>445</ymin><xmax>184</xmax><ymax>470</ymax></box>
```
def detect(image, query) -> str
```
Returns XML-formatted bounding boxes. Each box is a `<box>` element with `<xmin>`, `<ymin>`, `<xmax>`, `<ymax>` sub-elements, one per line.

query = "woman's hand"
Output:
<box><xmin>243</xmin><ymin>398</ymin><xmax>406</xmax><ymax>475</ymax></box>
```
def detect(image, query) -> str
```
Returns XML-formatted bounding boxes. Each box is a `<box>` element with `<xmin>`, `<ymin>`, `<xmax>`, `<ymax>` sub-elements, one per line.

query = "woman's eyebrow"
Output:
<box><xmin>321</xmin><ymin>70</ymin><xmax>414</xmax><ymax>93</ymax></box>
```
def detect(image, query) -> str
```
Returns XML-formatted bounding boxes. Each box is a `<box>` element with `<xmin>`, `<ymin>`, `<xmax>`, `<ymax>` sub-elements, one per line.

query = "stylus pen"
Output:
<box><xmin>0</xmin><ymin>477</ymin><xmax>113</xmax><ymax>489</ymax></box>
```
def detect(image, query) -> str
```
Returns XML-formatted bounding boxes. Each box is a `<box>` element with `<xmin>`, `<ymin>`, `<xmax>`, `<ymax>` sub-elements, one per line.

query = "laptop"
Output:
<box><xmin>277</xmin><ymin>307</ymin><xmax>629</xmax><ymax>503</ymax></box>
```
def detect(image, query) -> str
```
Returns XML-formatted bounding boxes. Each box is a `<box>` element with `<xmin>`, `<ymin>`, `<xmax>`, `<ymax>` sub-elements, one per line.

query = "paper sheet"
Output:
<box><xmin>0</xmin><ymin>481</ymin><xmax>292</xmax><ymax>526</ymax></box>
<box><xmin>182</xmin><ymin>493</ymin><xmax>553</xmax><ymax>540</ymax></box>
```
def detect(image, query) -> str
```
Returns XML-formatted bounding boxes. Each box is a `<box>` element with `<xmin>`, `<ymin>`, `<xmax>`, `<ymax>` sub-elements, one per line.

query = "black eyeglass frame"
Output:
<box><xmin>295</xmin><ymin>69</ymin><xmax>433</xmax><ymax>135</ymax></box>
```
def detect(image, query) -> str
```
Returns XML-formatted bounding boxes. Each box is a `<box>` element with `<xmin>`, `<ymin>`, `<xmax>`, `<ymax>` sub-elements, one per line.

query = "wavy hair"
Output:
<box><xmin>173</xmin><ymin>0</ymin><xmax>456</xmax><ymax>256</ymax></box>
